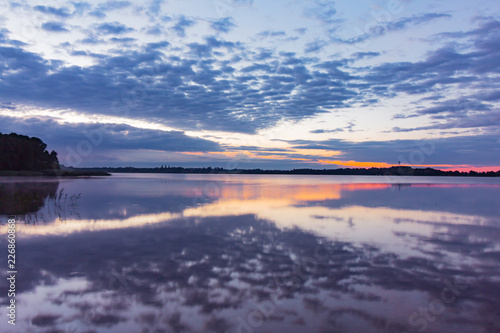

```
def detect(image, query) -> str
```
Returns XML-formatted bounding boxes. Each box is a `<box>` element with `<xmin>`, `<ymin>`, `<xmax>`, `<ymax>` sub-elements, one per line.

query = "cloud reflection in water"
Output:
<box><xmin>0</xmin><ymin>174</ymin><xmax>499</xmax><ymax>333</ymax></box>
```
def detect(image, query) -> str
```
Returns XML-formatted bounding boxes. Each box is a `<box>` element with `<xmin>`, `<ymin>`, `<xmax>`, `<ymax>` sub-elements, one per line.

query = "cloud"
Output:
<box><xmin>0</xmin><ymin>30</ymin><xmax>350</xmax><ymax>133</ymax></box>
<box><xmin>385</xmin><ymin>13</ymin><xmax>451</xmax><ymax>31</ymax></box>
<box><xmin>210</xmin><ymin>17</ymin><xmax>236</xmax><ymax>33</ymax></box>
<box><xmin>72</xmin><ymin>2</ymin><xmax>92</xmax><ymax>16</ymax></box>
<box><xmin>145</xmin><ymin>25</ymin><xmax>163</xmax><ymax>35</ymax></box>
<box><xmin>310</xmin><ymin>128</ymin><xmax>343</xmax><ymax>134</ymax></box>
<box><xmin>351</xmin><ymin>52</ymin><xmax>380</xmax><ymax>60</ymax></box>
<box><xmin>33</xmin><ymin>5</ymin><xmax>72</xmax><ymax>18</ymax></box>
<box><xmin>310</xmin><ymin>122</ymin><xmax>354</xmax><ymax>134</ymax></box>
<box><xmin>183</xmin><ymin>36</ymin><xmax>237</xmax><ymax>59</ymax></box>
<box><xmin>304</xmin><ymin>0</ymin><xmax>340</xmax><ymax>25</ymax></box>
<box><xmin>304</xmin><ymin>40</ymin><xmax>328</xmax><ymax>53</ymax></box>
<box><xmin>96</xmin><ymin>1</ymin><xmax>131</xmax><ymax>12</ymax></box>
<box><xmin>147</xmin><ymin>0</ymin><xmax>164</xmax><ymax>17</ymax></box>
<box><xmin>89</xmin><ymin>10</ymin><xmax>107</xmax><ymax>18</ymax></box>
<box><xmin>416</xmin><ymin>98</ymin><xmax>491</xmax><ymax>116</ymax></box>
<box><xmin>145</xmin><ymin>41</ymin><xmax>170</xmax><ymax>50</ymax></box>
<box><xmin>109</xmin><ymin>37</ymin><xmax>136</xmax><ymax>43</ymax></box>
<box><xmin>172</xmin><ymin>16</ymin><xmax>195</xmax><ymax>37</ymax></box>
<box><xmin>96</xmin><ymin>22</ymin><xmax>134</xmax><ymax>35</ymax></box>
<box><xmin>288</xmin><ymin>133</ymin><xmax>500</xmax><ymax>166</ymax></box>
<box><xmin>360</xmin><ymin>23</ymin><xmax>500</xmax><ymax>110</ymax></box>
<box><xmin>334</xmin><ymin>13</ymin><xmax>450</xmax><ymax>44</ymax></box>
<box><xmin>257</xmin><ymin>30</ymin><xmax>286</xmax><ymax>38</ymax></box>
<box><xmin>79</xmin><ymin>36</ymin><xmax>104</xmax><ymax>44</ymax></box>
<box><xmin>0</xmin><ymin>17</ymin><xmax>499</xmax><ymax>138</ymax></box>
<box><xmin>0</xmin><ymin>115</ymin><xmax>223</xmax><ymax>166</ymax></box>
<box><xmin>41</xmin><ymin>22</ymin><xmax>69</xmax><ymax>32</ymax></box>
<box><xmin>392</xmin><ymin>110</ymin><xmax>500</xmax><ymax>132</ymax></box>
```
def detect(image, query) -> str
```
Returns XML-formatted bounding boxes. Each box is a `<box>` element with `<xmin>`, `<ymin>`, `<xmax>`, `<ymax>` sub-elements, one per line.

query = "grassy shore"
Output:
<box><xmin>0</xmin><ymin>170</ymin><xmax>111</xmax><ymax>177</ymax></box>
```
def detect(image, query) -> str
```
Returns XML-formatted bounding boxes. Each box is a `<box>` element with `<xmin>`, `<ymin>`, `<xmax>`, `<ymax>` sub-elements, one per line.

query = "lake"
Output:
<box><xmin>1</xmin><ymin>174</ymin><xmax>499</xmax><ymax>333</ymax></box>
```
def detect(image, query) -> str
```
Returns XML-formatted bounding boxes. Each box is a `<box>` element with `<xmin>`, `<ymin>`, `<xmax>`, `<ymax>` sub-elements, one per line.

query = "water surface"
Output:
<box><xmin>1</xmin><ymin>174</ymin><xmax>499</xmax><ymax>333</ymax></box>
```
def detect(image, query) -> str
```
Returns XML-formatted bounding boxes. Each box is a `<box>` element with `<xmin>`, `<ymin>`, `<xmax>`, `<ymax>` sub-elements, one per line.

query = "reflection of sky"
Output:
<box><xmin>0</xmin><ymin>174</ymin><xmax>499</xmax><ymax>333</ymax></box>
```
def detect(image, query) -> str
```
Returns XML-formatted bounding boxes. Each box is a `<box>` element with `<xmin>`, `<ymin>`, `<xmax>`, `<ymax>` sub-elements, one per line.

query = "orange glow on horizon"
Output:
<box><xmin>182</xmin><ymin>152</ymin><xmax>205</xmax><ymax>156</ymax></box>
<box><xmin>182</xmin><ymin>151</ymin><xmax>499</xmax><ymax>173</ymax></box>
<box><xmin>437</xmin><ymin>166</ymin><xmax>500</xmax><ymax>173</ymax></box>
<box><xmin>319</xmin><ymin>160</ymin><xmax>395</xmax><ymax>168</ymax></box>
<box><xmin>320</xmin><ymin>160</ymin><xmax>500</xmax><ymax>172</ymax></box>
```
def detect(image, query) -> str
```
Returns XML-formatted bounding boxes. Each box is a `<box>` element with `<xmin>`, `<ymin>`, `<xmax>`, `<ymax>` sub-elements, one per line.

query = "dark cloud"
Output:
<box><xmin>416</xmin><ymin>98</ymin><xmax>491</xmax><ymax>116</ymax></box>
<box><xmin>70</xmin><ymin>50</ymin><xmax>88</xmax><ymax>56</ymax></box>
<box><xmin>0</xmin><ymin>35</ymin><xmax>353</xmax><ymax>133</ymax></box>
<box><xmin>254</xmin><ymin>48</ymin><xmax>273</xmax><ymax>60</ymax></box>
<box><xmin>41</xmin><ymin>22</ymin><xmax>69</xmax><ymax>32</ymax></box>
<box><xmin>295</xmin><ymin>27</ymin><xmax>307</xmax><ymax>35</ymax></box>
<box><xmin>33</xmin><ymin>5</ymin><xmax>72</xmax><ymax>18</ymax></box>
<box><xmin>0</xmin><ymin>28</ymin><xmax>26</xmax><ymax>46</ymax></box>
<box><xmin>351</xmin><ymin>51</ymin><xmax>380</xmax><ymax>60</ymax></box>
<box><xmin>89</xmin><ymin>10</ymin><xmax>107</xmax><ymax>18</ymax></box>
<box><xmin>304</xmin><ymin>40</ymin><xmax>327</xmax><ymax>53</ymax></box>
<box><xmin>172</xmin><ymin>16</ymin><xmax>195</xmax><ymax>37</ymax></box>
<box><xmin>79</xmin><ymin>36</ymin><xmax>104</xmax><ymax>44</ymax></box>
<box><xmin>31</xmin><ymin>314</ymin><xmax>60</xmax><ymax>327</ymax></box>
<box><xmin>186</xmin><ymin>36</ymin><xmax>238</xmax><ymax>58</ymax></box>
<box><xmin>109</xmin><ymin>37</ymin><xmax>136</xmax><ymax>43</ymax></box>
<box><xmin>145</xmin><ymin>41</ymin><xmax>169</xmax><ymax>50</ymax></box>
<box><xmin>96</xmin><ymin>22</ymin><xmax>134</xmax><ymax>35</ymax></box>
<box><xmin>210</xmin><ymin>17</ymin><xmax>236</xmax><ymax>33</ymax></box>
<box><xmin>257</xmin><ymin>30</ymin><xmax>286</xmax><ymax>38</ymax></box>
<box><xmin>96</xmin><ymin>1</ymin><xmax>131</xmax><ymax>12</ymax></box>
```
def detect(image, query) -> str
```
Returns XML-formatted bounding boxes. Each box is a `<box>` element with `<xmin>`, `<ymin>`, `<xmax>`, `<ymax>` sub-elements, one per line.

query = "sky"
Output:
<box><xmin>0</xmin><ymin>0</ymin><xmax>499</xmax><ymax>171</ymax></box>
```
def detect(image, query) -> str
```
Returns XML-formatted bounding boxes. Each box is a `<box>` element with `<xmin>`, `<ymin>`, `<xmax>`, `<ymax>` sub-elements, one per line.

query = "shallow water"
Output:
<box><xmin>1</xmin><ymin>174</ymin><xmax>499</xmax><ymax>333</ymax></box>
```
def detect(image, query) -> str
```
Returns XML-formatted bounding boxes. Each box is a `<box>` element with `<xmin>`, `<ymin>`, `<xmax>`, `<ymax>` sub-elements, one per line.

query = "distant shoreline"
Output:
<box><xmin>65</xmin><ymin>166</ymin><xmax>499</xmax><ymax>177</ymax></box>
<box><xmin>0</xmin><ymin>170</ymin><xmax>111</xmax><ymax>177</ymax></box>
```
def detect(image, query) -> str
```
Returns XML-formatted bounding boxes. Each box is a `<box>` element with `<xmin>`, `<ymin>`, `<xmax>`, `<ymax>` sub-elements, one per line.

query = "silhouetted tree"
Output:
<box><xmin>0</xmin><ymin>132</ymin><xmax>60</xmax><ymax>171</ymax></box>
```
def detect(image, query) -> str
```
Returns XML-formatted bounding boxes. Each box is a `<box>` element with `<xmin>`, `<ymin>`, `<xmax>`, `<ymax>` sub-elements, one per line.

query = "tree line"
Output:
<box><xmin>0</xmin><ymin>133</ymin><xmax>60</xmax><ymax>171</ymax></box>
<box><xmin>77</xmin><ymin>165</ymin><xmax>500</xmax><ymax>177</ymax></box>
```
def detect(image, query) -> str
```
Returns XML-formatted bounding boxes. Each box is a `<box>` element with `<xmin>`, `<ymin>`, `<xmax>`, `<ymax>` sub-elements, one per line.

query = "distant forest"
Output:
<box><xmin>76</xmin><ymin>165</ymin><xmax>500</xmax><ymax>177</ymax></box>
<box><xmin>0</xmin><ymin>133</ymin><xmax>60</xmax><ymax>171</ymax></box>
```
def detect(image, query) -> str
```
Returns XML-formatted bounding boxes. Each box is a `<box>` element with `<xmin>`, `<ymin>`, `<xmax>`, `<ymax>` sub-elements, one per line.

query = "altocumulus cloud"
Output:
<box><xmin>0</xmin><ymin>12</ymin><xmax>499</xmax><ymax>143</ymax></box>
<box><xmin>41</xmin><ymin>22</ymin><xmax>69</xmax><ymax>32</ymax></box>
<box><xmin>96</xmin><ymin>22</ymin><xmax>134</xmax><ymax>35</ymax></box>
<box><xmin>210</xmin><ymin>17</ymin><xmax>236</xmax><ymax>33</ymax></box>
<box><xmin>33</xmin><ymin>5</ymin><xmax>72</xmax><ymax>18</ymax></box>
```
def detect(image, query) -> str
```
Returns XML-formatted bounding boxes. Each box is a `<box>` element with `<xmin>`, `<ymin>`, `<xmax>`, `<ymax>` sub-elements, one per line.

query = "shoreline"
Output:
<box><xmin>2</xmin><ymin>166</ymin><xmax>499</xmax><ymax>178</ymax></box>
<box><xmin>0</xmin><ymin>170</ymin><xmax>111</xmax><ymax>177</ymax></box>
<box><xmin>62</xmin><ymin>166</ymin><xmax>500</xmax><ymax>177</ymax></box>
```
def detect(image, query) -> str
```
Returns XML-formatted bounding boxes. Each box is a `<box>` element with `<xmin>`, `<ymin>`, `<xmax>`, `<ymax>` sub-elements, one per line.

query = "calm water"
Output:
<box><xmin>1</xmin><ymin>174</ymin><xmax>499</xmax><ymax>333</ymax></box>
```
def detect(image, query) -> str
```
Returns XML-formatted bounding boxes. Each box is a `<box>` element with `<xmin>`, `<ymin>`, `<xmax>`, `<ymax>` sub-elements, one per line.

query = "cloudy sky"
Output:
<box><xmin>0</xmin><ymin>0</ymin><xmax>499</xmax><ymax>170</ymax></box>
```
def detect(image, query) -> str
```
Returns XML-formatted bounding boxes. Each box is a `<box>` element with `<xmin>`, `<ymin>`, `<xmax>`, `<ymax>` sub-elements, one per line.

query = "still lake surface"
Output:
<box><xmin>0</xmin><ymin>173</ymin><xmax>499</xmax><ymax>333</ymax></box>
